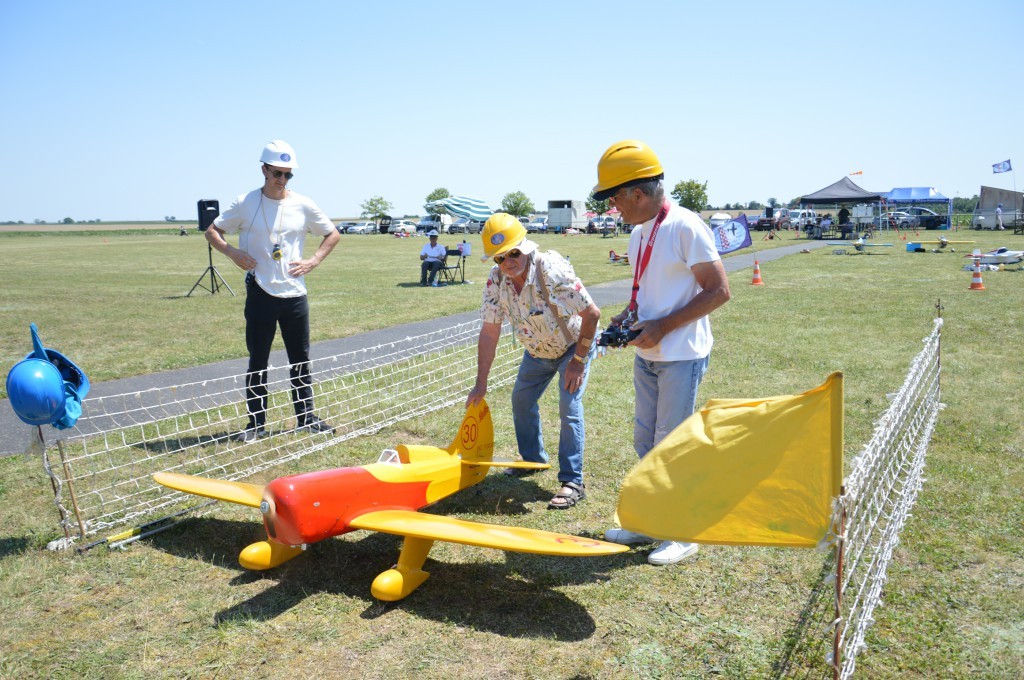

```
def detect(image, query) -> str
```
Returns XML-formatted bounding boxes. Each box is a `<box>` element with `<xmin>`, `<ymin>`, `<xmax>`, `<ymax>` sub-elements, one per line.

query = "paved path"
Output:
<box><xmin>0</xmin><ymin>241</ymin><xmax>824</xmax><ymax>456</ymax></box>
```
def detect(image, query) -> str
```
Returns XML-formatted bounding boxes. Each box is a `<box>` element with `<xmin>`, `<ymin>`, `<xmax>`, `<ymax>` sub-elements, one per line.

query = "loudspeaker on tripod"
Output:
<box><xmin>197</xmin><ymin>199</ymin><xmax>220</xmax><ymax>232</ymax></box>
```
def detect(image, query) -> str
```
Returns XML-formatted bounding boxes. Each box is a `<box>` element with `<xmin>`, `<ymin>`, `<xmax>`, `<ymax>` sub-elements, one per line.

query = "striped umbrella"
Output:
<box><xmin>425</xmin><ymin>195</ymin><xmax>495</xmax><ymax>222</ymax></box>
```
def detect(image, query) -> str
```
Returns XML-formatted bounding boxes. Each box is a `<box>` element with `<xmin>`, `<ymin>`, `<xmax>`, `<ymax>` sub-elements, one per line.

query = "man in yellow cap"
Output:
<box><xmin>592</xmin><ymin>140</ymin><xmax>731</xmax><ymax>565</ymax></box>
<box><xmin>466</xmin><ymin>214</ymin><xmax>601</xmax><ymax>509</ymax></box>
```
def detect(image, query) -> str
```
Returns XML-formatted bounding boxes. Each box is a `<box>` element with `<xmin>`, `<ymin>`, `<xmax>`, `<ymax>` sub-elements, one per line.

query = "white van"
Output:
<box><xmin>416</xmin><ymin>214</ymin><xmax>453</xmax><ymax>233</ymax></box>
<box><xmin>789</xmin><ymin>209</ymin><xmax>818</xmax><ymax>230</ymax></box>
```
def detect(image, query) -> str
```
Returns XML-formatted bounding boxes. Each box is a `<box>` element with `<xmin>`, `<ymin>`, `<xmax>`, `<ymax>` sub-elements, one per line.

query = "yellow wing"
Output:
<box><xmin>153</xmin><ymin>471</ymin><xmax>264</xmax><ymax>508</ymax></box>
<box><xmin>348</xmin><ymin>509</ymin><xmax>628</xmax><ymax>556</ymax></box>
<box><xmin>461</xmin><ymin>460</ymin><xmax>550</xmax><ymax>470</ymax></box>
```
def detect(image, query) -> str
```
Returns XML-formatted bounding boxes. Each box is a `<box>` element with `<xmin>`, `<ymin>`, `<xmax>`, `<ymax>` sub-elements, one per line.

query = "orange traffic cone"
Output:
<box><xmin>969</xmin><ymin>258</ymin><xmax>986</xmax><ymax>290</ymax></box>
<box><xmin>751</xmin><ymin>259</ymin><xmax>765</xmax><ymax>286</ymax></box>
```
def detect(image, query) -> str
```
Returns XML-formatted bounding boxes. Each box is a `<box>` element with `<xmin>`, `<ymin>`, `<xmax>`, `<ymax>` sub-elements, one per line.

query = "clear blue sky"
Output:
<box><xmin>2</xmin><ymin>0</ymin><xmax>1021</xmax><ymax>222</ymax></box>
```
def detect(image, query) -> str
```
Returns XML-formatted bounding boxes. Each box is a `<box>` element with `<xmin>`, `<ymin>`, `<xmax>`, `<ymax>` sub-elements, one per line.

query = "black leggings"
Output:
<box><xmin>243</xmin><ymin>280</ymin><xmax>313</xmax><ymax>428</ymax></box>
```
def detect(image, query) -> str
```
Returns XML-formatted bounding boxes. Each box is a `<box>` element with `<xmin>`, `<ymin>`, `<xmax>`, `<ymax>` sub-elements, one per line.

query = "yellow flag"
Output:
<box><xmin>615</xmin><ymin>373</ymin><xmax>843</xmax><ymax>548</ymax></box>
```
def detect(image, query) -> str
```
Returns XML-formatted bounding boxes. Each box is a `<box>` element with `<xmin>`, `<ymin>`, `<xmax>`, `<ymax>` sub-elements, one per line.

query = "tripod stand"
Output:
<box><xmin>188</xmin><ymin>242</ymin><xmax>235</xmax><ymax>297</ymax></box>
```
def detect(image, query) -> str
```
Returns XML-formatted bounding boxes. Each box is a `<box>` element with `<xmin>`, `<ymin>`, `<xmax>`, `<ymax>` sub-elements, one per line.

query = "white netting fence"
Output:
<box><xmin>41</xmin><ymin>318</ymin><xmax>519</xmax><ymax>545</ymax></box>
<box><xmin>828</xmin><ymin>317</ymin><xmax>942</xmax><ymax>678</ymax></box>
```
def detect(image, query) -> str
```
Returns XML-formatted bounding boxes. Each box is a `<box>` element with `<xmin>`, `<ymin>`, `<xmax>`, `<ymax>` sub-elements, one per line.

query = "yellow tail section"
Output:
<box><xmin>447</xmin><ymin>399</ymin><xmax>494</xmax><ymax>463</ymax></box>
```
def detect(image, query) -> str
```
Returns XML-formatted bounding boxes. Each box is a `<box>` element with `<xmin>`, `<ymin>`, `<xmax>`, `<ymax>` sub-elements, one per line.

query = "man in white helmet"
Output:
<box><xmin>205</xmin><ymin>140</ymin><xmax>341</xmax><ymax>442</ymax></box>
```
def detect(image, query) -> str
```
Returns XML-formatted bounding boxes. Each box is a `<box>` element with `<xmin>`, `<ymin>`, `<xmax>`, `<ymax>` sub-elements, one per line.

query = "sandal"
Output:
<box><xmin>548</xmin><ymin>482</ymin><xmax>585</xmax><ymax>510</ymax></box>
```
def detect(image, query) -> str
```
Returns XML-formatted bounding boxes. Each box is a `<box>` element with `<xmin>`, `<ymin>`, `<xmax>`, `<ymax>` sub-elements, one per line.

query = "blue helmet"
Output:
<box><xmin>6</xmin><ymin>358</ymin><xmax>66</xmax><ymax>426</ymax></box>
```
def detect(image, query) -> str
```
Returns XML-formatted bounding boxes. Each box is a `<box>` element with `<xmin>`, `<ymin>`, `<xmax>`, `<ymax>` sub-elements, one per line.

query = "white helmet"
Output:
<box><xmin>260</xmin><ymin>140</ymin><xmax>298</xmax><ymax>169</ymax></box>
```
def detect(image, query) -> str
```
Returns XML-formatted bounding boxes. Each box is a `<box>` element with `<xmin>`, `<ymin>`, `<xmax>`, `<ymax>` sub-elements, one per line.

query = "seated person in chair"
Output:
<box><xmin>420</xmin><ymin>230</ymin><xmax>446</xmax><ymax>286</ymax></box>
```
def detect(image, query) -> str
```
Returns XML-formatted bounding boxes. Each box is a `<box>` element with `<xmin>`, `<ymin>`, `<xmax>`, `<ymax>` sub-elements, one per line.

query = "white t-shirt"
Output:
<box><xmin>214</xmin><ymin>189</ymin><xmax>335</xmax><ymax>298</ymax></box>
<box><xmin>420</xmin><ymin>242</ymin><xmax>446</xmax><ymax>262</ymax></box>
<box><xmin>627</xmin><ymin>203</ymin><xmax>721</xmax><ymax>362</ymax></box>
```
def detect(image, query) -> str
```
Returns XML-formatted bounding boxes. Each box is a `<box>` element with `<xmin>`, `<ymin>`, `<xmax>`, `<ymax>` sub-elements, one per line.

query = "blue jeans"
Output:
<box><xmin>633</xmin><ymin>354</ymin><xmax>710</xmax><ymax>458</ymax></box>
<box><xmin>511</xmin><ymin>344</ymin><xmax>595</xmax><ymax>485</ymax></box>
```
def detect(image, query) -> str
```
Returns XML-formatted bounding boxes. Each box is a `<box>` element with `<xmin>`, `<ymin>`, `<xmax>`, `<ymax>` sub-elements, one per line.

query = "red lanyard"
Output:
<box><xmin>628</xmin><ymin>199</ymin><xmax>671</xmax><ymax>313</ymax></box>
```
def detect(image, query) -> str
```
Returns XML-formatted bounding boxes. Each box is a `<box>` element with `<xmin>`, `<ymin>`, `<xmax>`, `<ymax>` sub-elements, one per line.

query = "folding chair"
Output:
<box><xmin>438</xmin><ymin>248</ymin><xmax>466</xmax><ymax>284</ymax></box>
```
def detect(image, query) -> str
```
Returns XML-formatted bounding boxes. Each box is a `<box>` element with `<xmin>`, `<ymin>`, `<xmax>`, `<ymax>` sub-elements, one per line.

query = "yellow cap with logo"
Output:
<box><xmin>592</xmin><ymin>139</ymin><xmax>664</xmax><ymax>201</ymax></box>
<box><xmin>481</xmin><ymin>213</ymin><xmax>527</xmax><ymax>259</ymax></box>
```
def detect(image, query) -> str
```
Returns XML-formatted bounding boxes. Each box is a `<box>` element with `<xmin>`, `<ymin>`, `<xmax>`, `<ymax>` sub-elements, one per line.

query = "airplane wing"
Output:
<box><xmin>461</xmin><ymin>460</ymin><xmax>550</xmax><ymax>470</ymax></box>
<box><xmin>348</xmin><ymin>509</ymin><xmax>628</xmax><ymax>556</ymax></box>
<box><xmin>153</xmin><ymin>471</ymin><xmax>264</xmax><ymax>508</ymax></box>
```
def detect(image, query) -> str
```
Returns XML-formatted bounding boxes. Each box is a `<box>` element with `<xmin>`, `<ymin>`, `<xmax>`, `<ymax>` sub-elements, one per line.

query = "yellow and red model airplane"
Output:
<box><xmin>608</xmin><ymin>249</ymin><xmax>629</xmax><ymax>264</ymax></box>
<box><xmin>154</xmin><ymin>400</ymin><xmax>627</xmax><ymax>601</ymax></box>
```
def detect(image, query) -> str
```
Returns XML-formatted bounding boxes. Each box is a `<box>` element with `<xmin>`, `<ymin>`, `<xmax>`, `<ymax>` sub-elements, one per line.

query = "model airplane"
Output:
<box><xmin>963</xmin><ymin>247</ymin><xmax>1024</xmax><ymax>265</ymax></box>
<box><xmin>608</xmin><ymin>249</ymin><xmax>629</xmax><ymax>264</ymax></box>
<box><xmin>913</xmin><ymin>236</ymin><xmax>974</xmax><ymax>249</ymax></box>
<box><xmin>825</xmin><ymin>237</ymin><xmax>894</xmax><ymax>253</ymax></box>
<box><xmin>154</xmin><ymin>400</ymin><xmax>627</xmax><ymax>601</ymax></box>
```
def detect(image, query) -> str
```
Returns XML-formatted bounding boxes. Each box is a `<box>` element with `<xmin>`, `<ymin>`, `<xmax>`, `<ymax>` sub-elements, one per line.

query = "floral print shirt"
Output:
<box><xmin>481</xmin><ymin>251</ymin><xmax>594</xmax><ymax>359</ymax></box>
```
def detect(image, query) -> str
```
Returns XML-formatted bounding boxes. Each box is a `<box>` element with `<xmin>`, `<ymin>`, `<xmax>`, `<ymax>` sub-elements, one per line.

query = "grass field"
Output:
<box><xmin>0</xmin><ymin>227</ymin><xmax>1021</xmax><ymax>678</ymax></box>
<box><xmin>0</xmin><ymin>227</ymin><xmax>795</xmax><ymax>395</ymax></box>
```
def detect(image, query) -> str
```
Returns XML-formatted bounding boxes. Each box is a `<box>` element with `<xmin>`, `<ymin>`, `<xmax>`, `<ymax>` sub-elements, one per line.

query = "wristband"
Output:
<box><xmin>571</xmin><ymin>353</ymin><xmax>588</xmax><ymax>365</ymax></box>
<box><xmin>577</xmin><ymin>336</ymin><xmax>593</xmax><ymax>346</ymax></box>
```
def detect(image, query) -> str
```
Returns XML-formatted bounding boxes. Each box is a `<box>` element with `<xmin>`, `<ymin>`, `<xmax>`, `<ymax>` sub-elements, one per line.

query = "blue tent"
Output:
<box><xmin>885</xmin><ymin>187</ymin><xmax>952</xmax><ymax>230</ymax></box>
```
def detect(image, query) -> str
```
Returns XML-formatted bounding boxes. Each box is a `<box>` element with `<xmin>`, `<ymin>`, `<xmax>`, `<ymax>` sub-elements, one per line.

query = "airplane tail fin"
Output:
<box><xmin>447</xmin><ymin>399</ymin><xmax>494</xmax><ymax>462</ymax></box>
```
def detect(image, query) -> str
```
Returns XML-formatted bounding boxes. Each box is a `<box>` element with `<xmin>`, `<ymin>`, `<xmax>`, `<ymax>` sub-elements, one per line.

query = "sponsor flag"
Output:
<box><xmin>713</xmin><ymin>214</ymin><xmax>752</xmax><ymax>255</ymax></box>
<box><xmin>992</xmin><ymin>160</ymin><xmax>1012</xmax><ymax>174</ymax></box>
<box><xmin>615</xmin><ymin>373</ymin><xmax>843</xmax><ymax>548</ymax></box>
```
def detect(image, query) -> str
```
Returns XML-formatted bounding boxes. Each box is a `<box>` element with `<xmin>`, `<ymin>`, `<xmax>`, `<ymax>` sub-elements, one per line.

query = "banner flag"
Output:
<box><xmin>615</xmin><ymin>373</ymin><xmax>844</xmax><ymax>548</ymax></box>
<box><xmin>713</xmin><ymin>214</ymin><xmax>752</xmax><ymax>255</ymax></box>
<box><xmin>992</xmin><ymin>160</ymin><xmax>1012</xmax><ymax>174</ymax></box>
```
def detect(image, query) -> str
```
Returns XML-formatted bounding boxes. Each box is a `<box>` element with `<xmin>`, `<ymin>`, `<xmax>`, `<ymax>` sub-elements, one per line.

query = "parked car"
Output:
<box><xmin>875</xmin><ymin>211</ymin><xmax>913</xmax><ymax>230</ymax></box>
<box><xmin>789</xmin><ymin>209</ymin><xmax>819</xmax><ymax>230</ymax></box>
<box><xmin>900</xmin><ymin>206</ymin><xmax>947</xmax><ymax>230</ymax></box>
<box><xmin>754</xmin><ymin>207</ymin><xmax>791</xmax><ymax>231</ymax></box>
<box><xmin>390</xmin><ymin>219</ymin><xmax>418</xmax><ymax>234</ymax></box>
<box><xmin>346</xmin><ymin>221</ymin><xmax>377</xmax><ymax>234</ymax></box>
<box><xmin>335</xmin><ymin>221</ymin><xmax>357</xmax><ymax>234</ymax></box>
<box><xmin>708</xmin><ymin>212</ymin><xmax>732</xmax><ymax>230</ymax></box>
<box><xmin>416</xmin><ymin>214</ymin><xmax>452</xmax><ymax>233</ymax></box>
<box><xmin>593</xmin><ymin>215</ymin><xmax>617</xmax><ymax>234</ymax></box>
<box><xmin>972</xmin><ymin>206</ymin><xmax>1021</xmax><ymax>230</ymax></box>
<box><xmin>450</xmin><ymin>217</ymin><xmax>484</xmax><ymax>234</ymax></box>
<box><xmin>525</xmin><ymin>216</ymin><xmax>548</xmax><ymax>233</ymax></box>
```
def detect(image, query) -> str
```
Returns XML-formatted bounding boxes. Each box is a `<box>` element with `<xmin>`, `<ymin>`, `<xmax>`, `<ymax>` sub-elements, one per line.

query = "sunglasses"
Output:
<box><xmin>264</xmin><ymin>165</ymin><xmax>294</xmax><ymax>180</ymax></box>
<box><xmin>493</xmin><ymin>249</ymin><xmax>523</xmax><ymax>265</ymax></box>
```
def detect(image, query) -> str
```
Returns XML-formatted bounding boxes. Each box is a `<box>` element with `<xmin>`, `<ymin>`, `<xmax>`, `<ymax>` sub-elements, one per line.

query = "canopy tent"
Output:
<box><xmin>799</xmin><ymin>177</ymin><xmax>885</xmax><ymax>204</ymax></box>
<box><xmin>885</xmin><ymin>187</ymin><xmax>949</xmax><ymax>203</ymax></box>
<box><xmin>425</xmin><ymin>195</ymin><xmax>495</xmax><ymax>222</ymax></box>
<box><xmin>884</xmin><ymin>187</ymin><xmax>952</xmax><ymax>230</ymax></box>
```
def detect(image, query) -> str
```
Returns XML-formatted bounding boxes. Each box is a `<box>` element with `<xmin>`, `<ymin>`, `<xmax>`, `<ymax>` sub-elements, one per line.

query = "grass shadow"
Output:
<box><xmin>147</xmin><ymin>512</ymin><xmax>626</xmax><ymax>640</ymax></box>
<box><xmin>770</xmin><ymin>553</ymin><xmax>836</xmax><ymax>679</ymax></box>
<box><xmin>0</xmin><ymin>535</ymin><xmax>32</xmax><ymax>558</ymax></box>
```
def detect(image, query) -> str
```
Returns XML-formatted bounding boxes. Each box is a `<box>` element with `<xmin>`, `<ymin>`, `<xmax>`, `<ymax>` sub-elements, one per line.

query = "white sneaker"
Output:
<box><xmin>604</xmin><ymin>528</ymin><xmax>655</xmax><ymax>545</ymax></box>
<box><xmin>648</xmin><ymin>541</ymin><xmax>699</xmax><ymax>566</ymax></box>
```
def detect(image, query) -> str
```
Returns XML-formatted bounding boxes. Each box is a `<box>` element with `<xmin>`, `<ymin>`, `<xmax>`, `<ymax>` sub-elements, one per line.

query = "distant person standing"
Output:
<box><xmin>838</xmin><ymin>206</ymin><xmax>853</xmax><ymax>239</ymax></box>
<box><xmin>996</xmin><ymin>203</ymin><xmax>1005</xmax><ymax>230</ymax></box>
<box><xmin>205</xmin><ymin>140</ymin><xmax>341</xmax><ymax>442</ymax></box>
<box><xmin>419</xmin><ymin>229</ymin><xmax>446</xmax><ymax>286</ymax></box>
